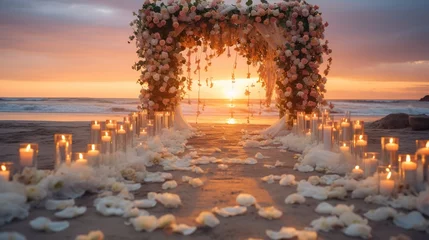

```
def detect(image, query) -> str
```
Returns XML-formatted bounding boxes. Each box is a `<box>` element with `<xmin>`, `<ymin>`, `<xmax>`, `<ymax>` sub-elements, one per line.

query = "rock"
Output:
<box><xmin>409</xmin><ymin>115</ymin><xmax>429</xmax><ymax>131</ymax></box>
<box><xmin>419</xmin><ymin>95</ymin><xmax>429</xmax><ymax>101</ymax></box>
<box><xmin>367</xmin><ymin>113</ymin><xmax>409</xmax><ymax>129</ymax></box>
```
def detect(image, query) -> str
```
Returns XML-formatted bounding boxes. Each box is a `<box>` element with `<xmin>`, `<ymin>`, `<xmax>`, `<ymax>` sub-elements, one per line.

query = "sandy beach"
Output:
<box><xmin>1</xmin><ymin>121</ymin><xmax>428</xmax><ymax>239</ymax></box>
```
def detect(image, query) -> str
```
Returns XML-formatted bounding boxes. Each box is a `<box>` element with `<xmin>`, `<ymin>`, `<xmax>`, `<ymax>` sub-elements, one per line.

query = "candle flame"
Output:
<box><xmin>426</xmin><ymin>141</ymin><xmax>429</xmax><ymax>148</ymax></box>
<box><xmin>79</xmin><ymin>153</ymin><xmax>83</xmax><ymax>159</ymax></box>
<box><xmin>1</xmin><ymin>165</ymin><xmax>5</xmax><ymax>171</ymax></box>
<box><xmin>359</xmin><ymin>135</ymin><xmax>363</xmax><ymax>140</ymax></box>
<box><xmin>61</xmin><ymin>135</ymin><xmax>65</xmax><ymax>141</ymax></box>
<box><xmin>356</xmin><ymin>120</ymin><xmax>360</xmax><ymax>124</ymax></box>
<box><xmin>372</xmin><ymin>155</ymin><xmax>375</xmax><ymax>159</ymax></box>
<box><xmin>109</xmin><ymin>120</ymin><xmax>112</xmax><ymax>123</ymax></box>
<box><xmin>343</xmin><ymin>143</ymin><xmax>346</xmax><ymax>147</ymax></box>
<box><xmin>120</xmin><ymin>125</ymin><xmax>124</xmax><ymax>130</ymax></box>
<box><xmin>406</xmin><ymin>154</ymin><xmax>411</xmax><ymax>162</ymax></box>
<box><xmin>313</xmin><ymin>113</ymin><xmax>317</xmax><ymax>118</ymax></box>
<box><xmin>355</xmin><ymin>165</ymin><xmax>359</xmax><ymax>170</ymax></box>
<box><xmin>227</xmin><ymin>118</ymin><xmax>236</xmax><ymax>124</ymax></box>
<box><xmin>389</xmin><ymin>138</ymin><xmax>393</xmax><ymax>144</ymax></box>
<box><xmin>386</xmin><ymin>168</ymin><xmax>390</xmax><ymax>172</ymax></box>
<box><xmin>94</xmin><ymin>121</ymin><xmax>98</xmax><ymax>125</ymax></box>
<box><xmin>91</xmin><ymin>144</ymin><xmax>95</xmax><ymax>151</ymax></box>
<box><xmin>386</xmin><ymin>171</ymin><xmax>392</xmax><ymax>180</ymax></box>
<box><xmin>26</xmin><ymin>144</ymin><xmax>31</xmax><ymax>151</ymax></box>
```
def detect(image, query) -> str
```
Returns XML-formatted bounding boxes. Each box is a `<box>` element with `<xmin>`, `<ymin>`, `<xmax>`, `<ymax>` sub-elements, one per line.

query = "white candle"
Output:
<box><xmin>351</xmin><ymin>165</ymin><xmax>363</xmax><ymax>178</ymax></box>
<box><xmin>416</xmin><ymin>141</ymin><xmax>429</xmax><ymax>155</ymax></box>
<box><xmin>355</xmin><ymin>135</ymin><xmax>367</xmax><ymax>147</ymax></box>
<box><xmin>19</xmin><ymin>144</ymin><xmax>34</xmax><ymax>167</ymax></box>
<box><xmin>341</xmin><ymin>121</ymin><xmax>350</xmax><ymax>128</ymax></box>
<box><xmin>75</xmin><ymin>153</ymin><xmax>88</xmax><ymax>166</ymax></box>
<box><xmin>339</xmin><ymin>143</ymin><xmax>350</xmax><ymax>153</ymax></box>
<box><xmin>106</xmin><ymin>120</ymin><xmax>115</xmax><ymax>129</ymax></box>
<box><xmin>58</xmin><ymin>135</ymin><xmax>67</xmax><ymax>146</ymax></box>
<box><xmin>354</xmin><ymin>121</ymin><xmax>362</xmax><ymax>130</ymax></box>
<box><xmin>91</xmin><ymin>121</ymin><xmax>101</xmax><ymax>130</ymax></box>
<box><xmin>101</xmin><ymin>132</ymin><xmax>111</xmax><ymax>142</ymax></box>
<box><xmin>117</xmin><ymin>125</ymin><xmax>126</xmax><ymax>135</ymax></box>
<box><xmin>385</xmin><ymin>138</ymin><xmax>399</xmax><ymax>151</ymax></box>
<box><xmin>380</xmin><ymin>171</ymin><xmax>394</xmax><ymax>196</ymax></box>
<box><xmin>0</xmin><ymin>164</ymin><xmax>10</xmax><ymax>181</ymax></box>
<box><xmin>87</xmin><ymin>144</ymin><xmax>100</xmax><ymax>157</ymax></box>
<box><xmin>402</xmin><ymin>154</ymin><xmax>417</xmax><ymax>186</ymax></box>
<box><xmin>323</xmin><ymin>125</ymin><xmax>332</xmax><ymax>151</ymax></box>
<box><xmin>306</xmin><ymin>130</ymin><xmax>311</xmax><ymax>137</ymax></box>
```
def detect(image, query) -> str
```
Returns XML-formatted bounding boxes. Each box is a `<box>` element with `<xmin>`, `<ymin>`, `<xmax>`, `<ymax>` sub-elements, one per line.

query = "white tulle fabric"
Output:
<box><xmin>261</xmin><ymin>116</ymin><xmax>289</xmax><ymax>138</ymax></box>
<box><xmin>174</xmin><ymin>105</ymin><xmax>195</xmax><ymax>131</ymax></box>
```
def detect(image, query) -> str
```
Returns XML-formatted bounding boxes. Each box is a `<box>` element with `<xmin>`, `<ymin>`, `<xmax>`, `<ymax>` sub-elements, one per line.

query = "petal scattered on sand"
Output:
<box><xmin>261</xmin><ymin>175</ymin><xmax>275</xmax><ymax>184</ymax></box>
<box><xmin>0</xmin><ymin>232</ymin><xmax>27</xmax><ymax>240</ymax></box>
<box><xmin>393</xmin><ymin>211</ymin><xmax>429</xmax><ymax>231</ymax></box>
<box><xmin>54</xmin><ymin>206</ymin><xmax>87</xmax><ymax>219</ymax></box>
<box><xmin>75</xmin><ymin>230</ymin><xmax>104</xmax><ymax>240</ymax></box>
<box><xmin>195</xmin><ymin>211</ymin><xmax>220</xmax><ymax>228</ymax></box>
<box><xmin>279</xmin><ymin>175</ymin><xmax>296</xmax><ymax>186</ymax></box>
<box><xmin>266</xmin><ymin>227</ymin><xmax>297</xmax><ymax>240</ymax></box>
<box><xmin>339</xmin><ymin>212</ymin><xmax>368</xmax><ymax>226</ymax></box>
<box><xmin>258</xmin><ymin>206</ymin><xmax>282</xmax><ymax>220</ymax></box>
<box><xmin>45</xmin><ymin>199</ymin><xmax>75</xmax><ymax>211</ymax></box>
<box><xmin>157</xmin><ymin>214</ymin><xmax>176</xmax><ymax>228</ymax></box>
<box><xmin>152</xmin><ymin>193</ymin><xmax>182</xmax><ymax>208</ymax></box>
<box><xmin>212</xmin><ymin>206</ymin><xmax>247</xmax><ymax>217</ymax></box>
<box><xmin>122</xmin><ymin>207</ymin><xmax>149</xmax><ymax>218</ymax></box>
<box><xmin>236</xmin><ymin>193</ymin><xmax>256</xmax><ymax>207</ymax></box>
<box><xmin>189</xmin><ymin>178</ymin><xmax>204</xmax><ymax>188</ymax></box>
<box><xmin>162</xmin><ymin>180</ymin><xmax>178</xmax><ymax>190</ymax></box>
<box><xmin>171</xmin><ymin>223</ymin><xmax>197</xmax><ymax>235</ymax></box>
<box><xmin>310</xmin><ymin>216</ymin><xmax>344</xmax><ymax>232</ymax></box>
<box><xmin>315</xmin><ymin>202</ymin><xmax>334</xmax><ymax>215</ymax></box>
<box><xmin>134</xmin><ymin>199</ymin><xmax>157</xmax><ymax>208</ymax></box>
<box><xmin>363</xmin><ymin>207</ymin><xmax>397</xmax><ymax>221</ymax></box>
<box><xmin>217</xmin><ymin>164</ymin><xmax>228</xmax><ymax>170</ymax></box>
<box><xmin>342</xmin><ymin>224</ymin><xmax>372</xmax><ymax>239</ymax></box>
<box><xmin>130</xmin><ymin>215</ymin><xmax>158</xmax><ymax>232</ymax></box>
<box><xmin>332</xmin><ymin>204</ymin><xmax>355</xmax><ymax>216</ymax></box>
<box><xmin>29</xmin><ymin>217</ymin><xmax>69</xmax><ymax>232</ymax></box>
<box><xmin>284</xmin><ymin>193</ymin><xmax>306</xmax><ymax>205</ymax></box>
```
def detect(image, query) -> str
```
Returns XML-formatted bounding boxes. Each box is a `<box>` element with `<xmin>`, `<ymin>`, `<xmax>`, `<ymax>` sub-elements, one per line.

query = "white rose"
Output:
<box><xmin>164</xmin><ymin>76</ymin><xmax>169</xmax><ymax>82</ymax></box>
<box><xmin>169</xmin><ymin>87</ymin><xmax>177</xmax><ymax>93</ymax></box>
<box><xmin>285</xmin><ymin>50</ymin><xmax>292</xmax><ymax>57</ymax></box>
<box><xmin>284</xmin><ymin>91</ymin><xmax>291</xmax><ymax>97</ymax></box>
<box><xmin>287</xmin><ymin>102</ymin><xmax>293</xmax><ymax>109</ymax></box>
<box><xmin>150</xmin><ymin>39</ymin><xmax>158</xmax><ymax>46</ymax></box>
<box><xmin>153</xmin><ymin>73</ymin><xmax>160</xmax><ymax>81</ymax></box>
<box><xmin>148</xmin><ymin>101</ymin><xmax>155</xmax><ymax>106</ymax></box>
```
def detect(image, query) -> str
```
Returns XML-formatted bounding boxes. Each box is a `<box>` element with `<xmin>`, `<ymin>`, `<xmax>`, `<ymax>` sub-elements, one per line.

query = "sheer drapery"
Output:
<box><xmin>261</xmin><ymin>115</ymin><xmax>290</xmax><ymax>138</ymax></box>
<box><xmin>174</xmin><ymin>104</ymin><xmax>195</xmax><ymax>131</ymax></box>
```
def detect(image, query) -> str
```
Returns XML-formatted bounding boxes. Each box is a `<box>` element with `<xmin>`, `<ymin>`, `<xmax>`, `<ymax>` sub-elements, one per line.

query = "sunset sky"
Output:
<box><xmin>0</xmin><ymin>0</ymin><xmax>428</xmax><ymax>99</ymax></box>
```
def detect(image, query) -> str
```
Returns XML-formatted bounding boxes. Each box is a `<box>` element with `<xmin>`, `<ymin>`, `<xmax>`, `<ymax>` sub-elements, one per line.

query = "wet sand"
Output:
<box><xmin>0</xmin><ymin>122</ymin><xmax>428</xmax><ymax>239</ymax></box>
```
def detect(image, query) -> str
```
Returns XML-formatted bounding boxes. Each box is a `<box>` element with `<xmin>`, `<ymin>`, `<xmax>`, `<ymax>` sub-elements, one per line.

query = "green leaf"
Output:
<box><xmin>260</xmin><ymin>0</ymin><xmax>268</xmax><ymax>4</ymax></box>
<box><xmin>246</xmin><ymin>0</ymin><xmax>253</xmax><ymax>7</ymax></box>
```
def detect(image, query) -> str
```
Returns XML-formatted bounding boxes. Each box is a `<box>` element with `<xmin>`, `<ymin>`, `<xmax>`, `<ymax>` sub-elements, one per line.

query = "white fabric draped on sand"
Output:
<box><xmin>261</xmin><ymin>115</ymin><xmax>290</xmax><ymax>138</ymax></box>
<box><xmin>174</xmin><ymin>104</ymin><xmax>195</xmax><ymax>131</ymax></box>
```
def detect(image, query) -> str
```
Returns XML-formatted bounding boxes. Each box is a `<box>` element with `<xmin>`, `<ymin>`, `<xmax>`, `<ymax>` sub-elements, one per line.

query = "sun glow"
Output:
<box><xmin>227</xmin><ymin>118</ymin><xmax>236</xmax><ymax>124</ymax></box>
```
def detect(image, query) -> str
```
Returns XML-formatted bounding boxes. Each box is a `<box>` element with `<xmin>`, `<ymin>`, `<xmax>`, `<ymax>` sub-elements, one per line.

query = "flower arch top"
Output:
<box><xmin>130</xmin><ymin>0</ymin><xmax>332</xmax><ymax>117</ymax></box>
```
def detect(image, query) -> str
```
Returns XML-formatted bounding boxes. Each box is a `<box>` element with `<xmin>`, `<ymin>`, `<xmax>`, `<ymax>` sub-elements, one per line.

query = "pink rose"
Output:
<box><xmin>296</xmin><ymin>83</ymin><xmax>303</xmax><ymax>90</ymax></box>
<box><xmin>255</xmin><ymin>17</ymin><xmax>262</xmax><ymax>23</ymax></box>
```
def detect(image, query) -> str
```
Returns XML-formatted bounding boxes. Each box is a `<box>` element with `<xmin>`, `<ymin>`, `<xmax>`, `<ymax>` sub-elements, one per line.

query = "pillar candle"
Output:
<box><xmin>19</xmin><ymin>144</ymin><xmax>34</xmax><ymax>167</ymax></box>
<box><xmin>402</xmin><ymin>155</ymin><xmax>417</xmax><ymax>186</ymax></box>
<box><xmin>363</xmin><ymin>156</ymin><xmax>378</xmax><ymax>177</ymax></box>
<box><xmin>340</xmin><ymin>143</ymin><xmax>350</xmax><ymax>154</ymax></box>
<box><xmin>416</xmin><ymin>141</ymin><xmax>429</xmax><ymax>155</ymax></box>
<box><xmin>323</xmin><ymin>125</ymin><xmax>332</xmax><ymax>151</ymax></box>
<box><xmin>75</xmin><ymin>153</ymin><xmax>88</xmax><ymax>166</ymax></box>
<box><xmin>380</xmin><ymin>172</ymin><xmax>395</xmax><ymax>196</ymax></box>
<box><xmin>0</xmin><ymin>164</ymin><xmax>10</xmax><ymax>181</ymax></box>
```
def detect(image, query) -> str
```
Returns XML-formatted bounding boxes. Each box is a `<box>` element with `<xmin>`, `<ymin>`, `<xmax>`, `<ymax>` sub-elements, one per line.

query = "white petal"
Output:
<box><xmin>153</xmin><ymin>193</ymin><xmax>181</xmax><ymax>208</ymax></box>
<box><xmin>157</xmin><ymin>214</ymin><xmax>176</xmax><ymax>228</ymax></box>
<box><xmin>189</xmin><ymin>178</ymin><xmax>204</xmax><ymax>188</ymax></box>
<box><xmin>258</xmin><ymin>206</ymin><xmax>282</xmax><ymax>220</ymax></box>
<box><xmin>162</xmin><ymin>180</ymin><xmax>178</xmax><ymax>190</ymax></box>
<box><xmin>363</xmin><ymin>207</ymin><xmax>397</xmax><ymax>221</ymax></box>
<box><xmin>236</xmin><ymin>193</ymin><xmax>256</xmax><ymax>207</ymax></box>
<box><xmin>29</xmin><ymin>217</ymin><xmax>69</xmax><ymax>232</ymax></box>
<box><xmin>45</xmin><ymin>199</ymin><xmax>75</xmax><ymax>210</ymax></box>
<box><xmin>339</xmin><ymin>212</ymin><xmax>368</xmax><ymax>226</ymax></box>
<box><xmin>47</xmin><ymin>221</ymin><xmax>70</xmax><ymax>232</ymax></box>
<box><xmin>195</xmin><ymin>211</ymin><xmax>220</xmax><ymax>228</ymax></box>
<box><xmin>342</xmin><ymin>224</ymin><xmax>372</xmax><ymax>239</ymax></box>
<box><xmin>212</xmin><ymin>206</ymin><xmax>247</xmax><ymax>217</ymax></box>
<box><xmin>0</xmin><ymin>232</ymin><xmax>27</xmax><ymax>240</ymax></box>
<box><xmin>54</xmin><ymin>206</ymin><xmax>86</xmax><ymax>219</ymax></box>
<box><xmin>310</xmin><ymin>216</ymin><xmax>343</xmax><ymax>232</ymax></box>
<box><xmin>75</xmin><ymin>230</ymin><xmax>104</xmax><ymax>240</ymax></box>
<box><xmin>126</xmin><ymin>183</ymin><xmax>141</xmax><ymax>191</ymax></box>
<box><xmin>279</xmin><ymin>175</ymin><xmax>296</xmax><ymax>186</ymax></box>
<box><xmin>171</xmin><ymin>223</ymin><xmax>197</xmax><ymax>235</ymax></box>
<box><xmin>315</xmin><ymin>202</ymin><xmax>334</xmax><ymax>214</ymax></box>
<box><xmin>332</xmin><ymin>204</ymin><xmax>354</xmax><ymax>216</ymax></box>
<box><xmin>285</xmin><ymin>193</ymin><xmax>306</xmax><ymax>204</ymax></box>
<box><xmin>217</xmin><ymin>164</ymin><xmax>228</xmax><ymax>170</ymax></box>
<box><xmin>130</xmin><ymin>215</ymin><xmax>158</xmax><ymax>232</ymax></box>
<box><xmin>296</xmin><ymin>230</ymin><xmax>318</xmax><ymax>240</ymax></box>
<box><xmin>134</xmin><ymin>199</ymin><xmax>157</xmax><ymax>208</ymax></box>
<box><xmin>266</xmin><ymin>227</ymin><xmax>297</xmax><ymax>240</ymax></box>
<box><xmin>393</xmin><ymin>211</ymin><xmax>429</xmax><ymax>230</ymax></box>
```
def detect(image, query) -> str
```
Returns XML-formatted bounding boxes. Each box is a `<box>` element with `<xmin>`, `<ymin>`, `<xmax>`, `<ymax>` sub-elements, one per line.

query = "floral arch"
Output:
<box><xmin>130</xmin><ymin>0</ymin><xmax>332</xmax><ymax>121</ymax></box>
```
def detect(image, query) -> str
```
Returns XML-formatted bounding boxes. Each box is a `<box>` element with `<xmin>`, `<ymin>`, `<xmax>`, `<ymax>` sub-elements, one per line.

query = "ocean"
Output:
<box><xmin>0</xmin><ymin>98</ymin><xmax>428</xmax><ymax>124</ymax></box>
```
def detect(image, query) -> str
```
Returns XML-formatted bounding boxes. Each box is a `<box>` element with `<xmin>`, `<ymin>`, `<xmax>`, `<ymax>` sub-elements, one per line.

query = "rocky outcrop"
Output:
<box><xmin>367</xmin><ymin>113</ymin><xmax>410</xmax><ymax>129</ymax></box>
<box><xmin>419</xmin><ymin>95</ymin><xmax>429</xmax><ymax>101</ymax></box>
<box><xmin>409</xmin><ymin>115</ymin><xmax>429</xmax><ymax>131</ymax></box>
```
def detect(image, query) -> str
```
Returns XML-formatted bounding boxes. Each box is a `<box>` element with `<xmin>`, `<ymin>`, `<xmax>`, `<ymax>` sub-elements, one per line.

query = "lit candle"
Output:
<box><xmin>351</xmin><ymin>165</ymin><xmax>363</xmax><ymax>178</ymax></box>
<box><xmin>101</xmin><ymin>132</ymin><xmax>111</xmax><ymax>142</ymax></box>
<box><xmin>87</xmin><ymin>144</ymin><xmax>100</xmax><ymax>157</ymax></box>
<box><xmin>124</xmin><ymin>117</ymin><xmax>131</xmax><ymax>124</ymax></box>
<box><xmin>355</xmin><ymin>135</ymin><xmax>367</xmax><ymax>147</ymax></box>
<box><xmin>106</xmin><ymin>120</ymin><xmax>115</xmax><ymax>129</ymax></box>
<box><xmin>140</xmin><ymin>129</ymin><xmax>147</xmax><ymax>137</ymax></box>
<box><xmin>416</xmin><ymin>141</ymin><xmax>429</xmax><ymax>155</ymax></box>
<box><xmin>402</xmin><ymin>154</ymin><xmax>417</xmax><ymax>186</ymax></box>
<box><xmin>341</xmin><ymin>119</ymin><xmax>350</xmax><ymax>128</ymax></box>
<box><xmin>0</xmin><ymin>164</ymin><xmax>10</xmax><ymax>181</ymax></box>
<box><xmin>340</xmin><ymin>143</ymin><xmax>350</xmax><ymax>154</ymax></box>
<box><xmin>354</xmin><ymin>120</ymin><xmax>362</xmax><ymax>130</ymax></box>
<box><xmin>380</xmin><ymin>171</ymin><xmax>395</xmax><ymax>196</ymax></box>
<box><xmin>91</xmin><ymin>121</ymin><xmax>101</xmax><ymax>130</ymax></box>
<box><xmin>19</xmin><ymin>144</ymin><xmax>34</xmax><ymax>167</ymax></box>
<box><xmin>117</xmin><ymin>125</ymin><xmax>126</xmax><ymax>135</ymax></box>
<box><xmin>385</xmin><ymin>138</ymin><xmax>399</xmax><ymax>151</ymax></box>
<box><xmin>58</xmin><ymin>135</ymin><xmax>67</xmax><ymax>146</ymax></box>
<box><xmin>305</xmin><ymin>130</ymin><xmax>311</xmax><ymax>137</ymax></box>
<box><xmin>75</xmin><ymin>153</ymin><xmax>88</xmax><ymax>166</ymax></box>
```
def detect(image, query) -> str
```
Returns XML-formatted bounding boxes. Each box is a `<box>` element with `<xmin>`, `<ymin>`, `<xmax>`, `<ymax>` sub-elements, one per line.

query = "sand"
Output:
<box><xmin>0</xmin><ymin>121</ymin><xmax>428</xmax><ymax>239</ymax></box>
